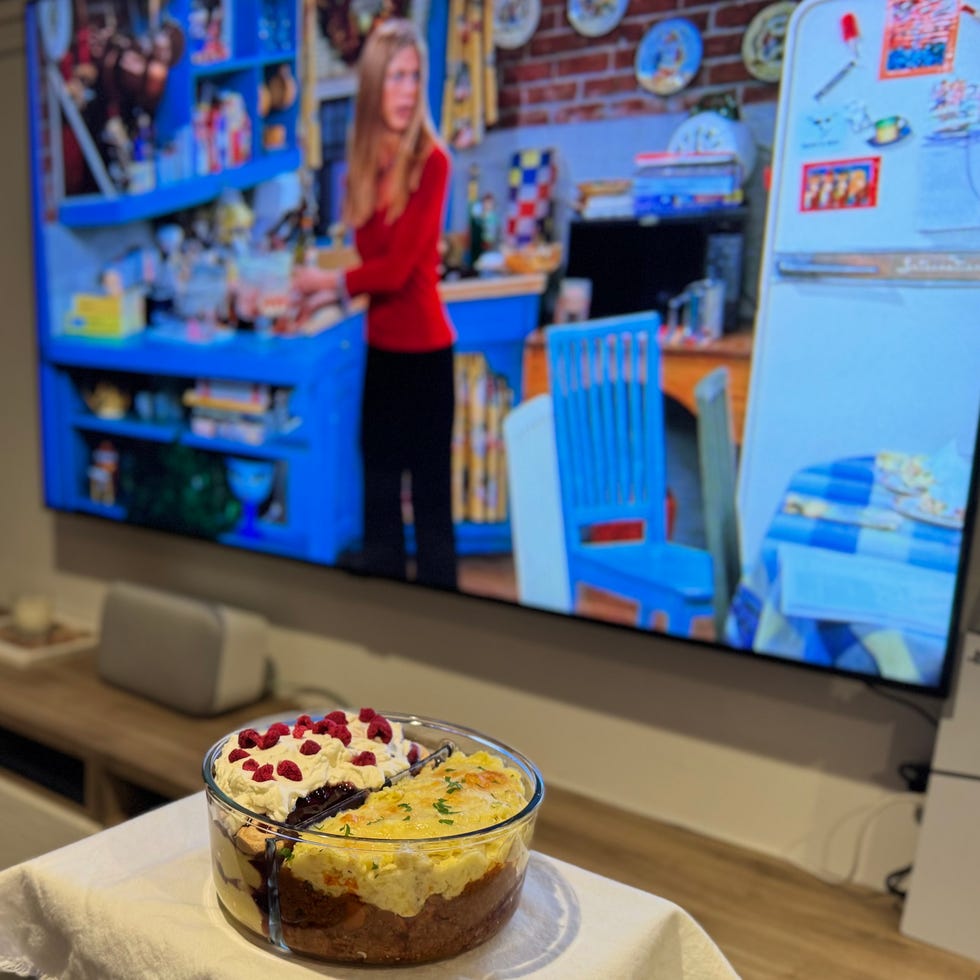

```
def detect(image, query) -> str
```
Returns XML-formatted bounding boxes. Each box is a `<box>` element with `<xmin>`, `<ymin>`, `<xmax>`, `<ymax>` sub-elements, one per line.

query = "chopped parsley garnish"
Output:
<box><xmin>397</xmin><ymin>802</ymin><xmax>412</xmax><ymax>812</ymax></box>
<box><xmin>280</xmin><ymin>845</ymin><xmax>294</xmax><ymax>861</ymax></box>
<box><xmin>439</xmin><ymin>818</ymin><xmax>454</xmax><ymax>826</ymax></box>
<box><xmin>433</xmin><ymin>798</ymin><xmax>458</xmax><ymax>815</ymax></box>
<box><xmin>341</xmin><ymin>823</ymin><xmax>352</xmax><ymax>837</ymax></box>
<box><xmin>402</xmin><ymin>815</ymin><xmax>411</xmax><ymax>821</ymax></box>
<box><xmin>444</xmin><ymin>775</ymin><xmax>463</xmax><ymax>794</ymax></box>
<box><xmin>371</xmin><ymin>861</ymin><xmax>379</xmax><ymax>871</ymax></box>
<box><xmin>367</xmin><ymin>817</ymin><xmax>384</xmax><ymax>825</ymax></box>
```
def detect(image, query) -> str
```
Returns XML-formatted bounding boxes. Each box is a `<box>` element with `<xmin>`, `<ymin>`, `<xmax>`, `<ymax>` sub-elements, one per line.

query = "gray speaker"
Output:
<box><xmin>97</xmin><ymin>581</ymin><xmax>271</xmax><ymax>716</ymax></box>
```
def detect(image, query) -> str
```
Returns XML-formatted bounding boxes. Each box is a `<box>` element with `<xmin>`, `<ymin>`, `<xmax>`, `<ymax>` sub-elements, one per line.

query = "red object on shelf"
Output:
<box><xmin>841</xmin><ymin>12</ymin><xmax>859</xmax><ymax>43</ymax></box>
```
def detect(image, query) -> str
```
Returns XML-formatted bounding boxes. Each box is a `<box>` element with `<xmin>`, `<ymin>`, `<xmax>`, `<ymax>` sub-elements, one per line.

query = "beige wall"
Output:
<box><xmin>3</xmin><ymin>21</ymin><xmax>977</xmax><ymax>893</ymax></box>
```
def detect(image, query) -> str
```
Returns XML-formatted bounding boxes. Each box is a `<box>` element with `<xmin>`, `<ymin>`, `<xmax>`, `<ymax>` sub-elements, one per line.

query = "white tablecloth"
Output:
<box><xmin>0</xmin><ymin>793</ymin><xmax>739</xmax><ymax>980</ymax></box>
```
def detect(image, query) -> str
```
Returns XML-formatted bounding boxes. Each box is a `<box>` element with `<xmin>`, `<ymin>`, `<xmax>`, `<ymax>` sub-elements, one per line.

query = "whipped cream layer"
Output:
<box><xmin>212</xmin><ymin>709</ymin><xmax>417</xmax><ymax>823</ymax></box>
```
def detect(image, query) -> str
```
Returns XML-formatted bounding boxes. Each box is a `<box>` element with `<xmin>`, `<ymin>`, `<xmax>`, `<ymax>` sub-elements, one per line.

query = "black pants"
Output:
<box><xmin>360</xmin><ymin>344</ymin><xmax>457</xmax><ymax>589</ymax></box>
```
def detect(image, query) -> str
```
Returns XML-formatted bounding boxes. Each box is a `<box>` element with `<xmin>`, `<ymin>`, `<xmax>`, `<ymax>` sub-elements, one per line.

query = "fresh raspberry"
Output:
<box><xmin>277</xmin><ymin>760</ymin><xmax>303</xmax><ymax>781</ymax></box>
<box><xmin>238</xmin><ymin>728</ymin><xmax>262</xmax><ymax>749</ymax></box>
<box><xmin>407</xmin><ymin>743</ymin><xmax>420</xmax><ymax>765</ymax></box>
<box><xmin>242</xmin><ymin>759</ymin><xmax>259</xmax><ymax>771</ymax></box>
<box><xmin>260</xmin><ymin>729</ymin><xmax>281</xmax><ymax>750</ymax></box>
<box><xmin>311</xmin><ymin>719</ymin><xmax>333</xmax><ymax>735</ymax></box>
<box><xmin>325</xmin><ymin>710</ymin><xmax>348</xmax><ymax>725</ymax></box>
<box><xmin>351</xmin><ymin>751</ymin><xmax>376</xmax><ymax>766</ymax></box>
<box><xmin>267</xmin><ymin>722</ymin><xmax>291</xmax><ymax>737</ymax></box>
<box><xmin>367</xmin><ymin>715</ymin><xmax>392</xmax><ymax>743</ymax></box>
<box><xmin>297</xmin><ymin>714</ymin><xmax>314</xmax><ymax>727</ymax></box>
<box><xmin>228</xmin><ymin>748</ymin><xmax>250</xmax><ymax>763</ymax></box>
<box><xmin>299</xmin><ymin>739</ymin><xmax>321</xmax><ymax>756</ymax></box>
<box><xmin>331</xmin><ymin>725</ymin><xmax>352</xmax><ymax>746</ymax></box>
<box><xmin>252</xmin><ymin>764</ymin><xmax>275</xmax><ymax>782</ymax></box>
<box><xmin>358</xmin><ymin>707</ymin><xmax>376</xmax><ymax>722</ymax></box>
<box><xmin>292</xmin><ymin>723</ymin><xmax>310</xmax><ymax>739</ymax></box>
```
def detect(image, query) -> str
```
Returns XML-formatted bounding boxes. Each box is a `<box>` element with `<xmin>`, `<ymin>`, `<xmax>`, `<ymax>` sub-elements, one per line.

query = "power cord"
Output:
<box><xmin>861</xmin><ymin>679</ymin><xmax>941</xmax><ymax>728</ymax></box>
<box><xmin>885</xmin><ymin>863</ymin><xmax>912</xmax><ymax>900</ymax></box>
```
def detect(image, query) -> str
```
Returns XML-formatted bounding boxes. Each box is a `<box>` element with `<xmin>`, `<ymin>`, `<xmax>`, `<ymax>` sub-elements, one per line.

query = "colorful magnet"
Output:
<box><xmin>800</xmin><ymin>156</ymin><xmax>880</xmax><ymax>212</ymax></box>
<box><xmin>866</xmin><ymin>116</ymin><xmax>912</xmax><ymax>146</ymax></box>
<box><xmin>880</xmin><ymin>0</ymin><xmax>959</xmax><ymax>79</ymax></box>
<box><xmin>815</xmin><ymin>12</ymin><xmax>861</xmax><ymax>101</ymax></box>
<box><xmin>635</xmin><ymin>18</ymin><xmax>703</xmax><ymax>97</ymax></box>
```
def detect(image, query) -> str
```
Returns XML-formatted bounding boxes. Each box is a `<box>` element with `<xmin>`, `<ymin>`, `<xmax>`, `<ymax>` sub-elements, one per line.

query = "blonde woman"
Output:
<box><xmin>295</xmin><ymin>19</ymin><xmax>457</xmax><ymax>589</ymax></box>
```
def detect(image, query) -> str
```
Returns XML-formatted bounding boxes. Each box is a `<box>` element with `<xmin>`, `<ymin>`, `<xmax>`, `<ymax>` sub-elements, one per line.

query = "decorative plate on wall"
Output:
<box><xmin>741</xmin><ymin>1</ymin><xmax>797</xmax><ymax>83</ymax></box>
<box><xmin>635</xmin><ymin>18</ymin><xmax>703</xmax><ymax>97</ymax></box>
<box><xmin>567</xmin><ymin>0</ymin><xmax>629</xmax><ymax>38</ymax></box>
<box><xmin>494</xmin><ymin>0</ymin><xmax>542</xmax><ymax>49</ymax></box>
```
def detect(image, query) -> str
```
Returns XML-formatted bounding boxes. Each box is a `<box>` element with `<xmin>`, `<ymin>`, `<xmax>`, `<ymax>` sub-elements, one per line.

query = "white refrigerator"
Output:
<box><xmin>738</xmin><ymin>0</ymin><xmax>980</xmax><ymax>568</ymax></box>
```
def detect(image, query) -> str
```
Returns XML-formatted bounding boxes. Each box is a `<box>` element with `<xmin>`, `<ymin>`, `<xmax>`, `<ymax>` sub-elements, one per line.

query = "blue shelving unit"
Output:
<box><xmin>52</xmin><ymin>0</ymin><xmax>301</xmax><ymax>228</ymax></box>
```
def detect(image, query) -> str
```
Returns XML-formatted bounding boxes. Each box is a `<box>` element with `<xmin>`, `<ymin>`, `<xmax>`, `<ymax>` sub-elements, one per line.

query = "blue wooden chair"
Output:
<box><xmin>546</xmin><ymin>313</ymin><xmax>713</xmax><ymax>634</ymax></box>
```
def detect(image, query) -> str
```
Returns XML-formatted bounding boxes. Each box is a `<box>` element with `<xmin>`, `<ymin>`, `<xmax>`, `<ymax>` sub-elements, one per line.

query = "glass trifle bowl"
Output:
<box><xmin>203</xmin><ymin>710</ymin><xmax>545</xmax><ymax>964</ymax></box>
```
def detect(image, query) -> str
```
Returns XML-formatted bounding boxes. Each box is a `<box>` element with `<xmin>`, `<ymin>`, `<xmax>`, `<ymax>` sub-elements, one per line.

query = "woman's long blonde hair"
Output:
<box><xmin>344</xmin><ymin>19</ymin><xmax>440</xmax><ymax>228</ymax></box>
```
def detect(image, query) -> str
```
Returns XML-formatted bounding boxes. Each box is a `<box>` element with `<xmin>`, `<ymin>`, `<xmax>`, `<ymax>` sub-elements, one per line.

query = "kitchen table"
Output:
<box><xmin>726</xmin><ymin>455</ymin><xmax>968</xmax><ymax>687</ymax></box>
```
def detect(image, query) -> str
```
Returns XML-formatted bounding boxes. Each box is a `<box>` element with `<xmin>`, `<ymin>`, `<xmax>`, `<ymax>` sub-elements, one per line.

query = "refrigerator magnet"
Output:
<box><xmin>742</xmin><ymin>2</ymin><xmax>797</xmax><ymax>83</ymax></box>
<box><xmin>800</xmin><ymin>157</ymin><xmax>880</xmax><ymax>212</ymax></box>
<box><xmin>880</xmin><ymin>0</ymin><xmax>959</xmax><ymax>79</ymax></box>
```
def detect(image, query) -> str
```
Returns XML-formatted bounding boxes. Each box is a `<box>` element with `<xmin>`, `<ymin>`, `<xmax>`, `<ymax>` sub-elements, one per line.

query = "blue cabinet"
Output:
<box><xmin>42</xmin><ymin>316</ymin><xmax>365</xmax><ymax>563</ymax></box>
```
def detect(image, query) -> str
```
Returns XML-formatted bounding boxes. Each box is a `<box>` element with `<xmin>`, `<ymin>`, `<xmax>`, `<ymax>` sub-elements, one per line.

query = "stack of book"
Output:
<box><xmin>575</xmin><ymin>179</ymin><xmax>635</xmax><ymax>220</ymax></box>
<box><xmin>451</xmin><ymin>354</ymin><xmax>514</xmax><ymax>524</ymax></box>
<box><xmin>182</xmin><ymin>378</ymin><xmax>300</xmax><ymax>445</ymax></box>
<box><xmin>633</xmin><ymin>152</ymin><xmax>743</xmax><ymax>216</ymax></box>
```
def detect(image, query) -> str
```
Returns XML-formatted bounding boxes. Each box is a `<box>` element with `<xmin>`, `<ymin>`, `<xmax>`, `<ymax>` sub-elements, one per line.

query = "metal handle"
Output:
<box><xmin>776</xmin><ymin>258</ymin><xmax>881</xmax><ymax>277</ymax></box>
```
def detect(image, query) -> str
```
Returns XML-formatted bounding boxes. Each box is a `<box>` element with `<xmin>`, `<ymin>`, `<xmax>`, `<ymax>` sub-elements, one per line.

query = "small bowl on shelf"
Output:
<box><xmin>203</xmin><ymin>712</ymin><xmax>544</xmax><ymax>965</ymax></box>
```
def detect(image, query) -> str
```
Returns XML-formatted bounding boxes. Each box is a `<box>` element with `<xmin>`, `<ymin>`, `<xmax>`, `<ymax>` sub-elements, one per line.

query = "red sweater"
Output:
<box><xmin>343</xmin><ymin>144</ymin><xmax>456</xmax><ymax>352</ymax></box>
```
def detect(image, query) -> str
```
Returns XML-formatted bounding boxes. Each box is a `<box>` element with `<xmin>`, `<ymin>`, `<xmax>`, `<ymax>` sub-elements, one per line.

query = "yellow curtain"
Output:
<box><xmin>441</xmin><ymin>0</ymin><xmax>497</xmax><ymax>149</ymax></box>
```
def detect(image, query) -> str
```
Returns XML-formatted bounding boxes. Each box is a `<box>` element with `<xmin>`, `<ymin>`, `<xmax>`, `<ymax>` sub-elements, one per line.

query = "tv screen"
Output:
<box><xmin>25</xmin><ymin>0</ymin><xmax>979</xmax><ymax>694</ymax></box>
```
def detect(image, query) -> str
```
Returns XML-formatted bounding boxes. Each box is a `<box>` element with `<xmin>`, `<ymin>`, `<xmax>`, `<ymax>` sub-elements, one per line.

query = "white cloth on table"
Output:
<box><xmin>0</xmin><ymin>792</ymin><xmax>739</xmax><ymax>980</ymax></box>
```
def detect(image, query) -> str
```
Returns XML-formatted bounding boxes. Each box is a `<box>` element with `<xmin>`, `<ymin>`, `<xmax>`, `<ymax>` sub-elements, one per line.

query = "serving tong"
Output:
<box><xmin>290</xmin><ymin>740</ymin><xmax>456</xmax><ymax>832</ymax></box>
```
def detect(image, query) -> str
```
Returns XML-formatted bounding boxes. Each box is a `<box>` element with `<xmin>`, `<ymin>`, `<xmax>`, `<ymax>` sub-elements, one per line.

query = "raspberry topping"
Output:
<box><xmin>242</xmin><ymin>759</ymin><xmax>259</xmax><ymax>771</ymax></box>
<box><xmin>311</xmin><ymin>719</ymin><xmax>333</xmax><ymax>735</ymax></box>
<box><xmin>252</xmin><ymin>764</ymin><xmax>275</xmax><ymax>782</ymax></box>
<box><xmin>366</xmin><ymin>715</ymin><xmax>393</xmax><ymax>743</ymax></box>
<box><xmin>331</xmin><ymin>724</ymin><xmax>352</xmax><ymax>746</ymax></box>
<box><xmin>299</xmin><ymin>739</ymin><xmax>321</xmax><ymax>756</ymax></box>
<box><xmin>228</xmin><ymin>748</ymin><xmax>250</xmax><ymax>763</ymax></box>
<box><xmin>260</xmin><ymin>729</ymin><xmax>281</xmax><ymax>749</ymax></box>
<box><xmin>297</xmin><ymin>714</ymin><xmax>314</xmax><ymax>727</ymax></box>
<box><xmin>238</xmin><ymin>728</ymin><xmax>262</xmax><ymax>749</ymax></box>
<box><xmin>325</xmin><ymin>710</ymin><xmax>348</xmax><ymax>725</ymax></box>
<box><xmin>351</xmin><ymin>751</ymin><xmax>376</xmax><ymax>766</ymax></box>
<box><xmin>277</xmin><ymin>760</ymin><xmax>303</xmax><ymax>781</ymax></box>
<box><xmin>407</xmin><ymin>743</ymin><xmax>420</xmax><ymax>765</ymax></box>
<box><xmin>267</xmin><ymin>722</ymin><xmax>291</xmax><ymax>737</ymax></box>
<box><xmin>358</xmin><ymin>707</ymin><xmax>377</xmax><ymax>722</ymax></box>
<box><xmin>292</xmin><ymin>723</ymin><xmax>310</xmax><ymax>739</ymax></box>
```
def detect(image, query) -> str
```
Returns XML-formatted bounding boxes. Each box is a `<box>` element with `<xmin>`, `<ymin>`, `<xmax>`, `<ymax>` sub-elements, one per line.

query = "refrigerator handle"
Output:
<box><xmin>776</xmin><ymin>258</ymin><xmax>882</xmax><ymax>277</ymax></box>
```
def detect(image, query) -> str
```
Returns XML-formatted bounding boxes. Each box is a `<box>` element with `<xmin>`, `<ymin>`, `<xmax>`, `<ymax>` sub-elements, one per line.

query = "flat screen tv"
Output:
<box><xmin>24</xmin><ymin>0</ymin><xmax>979</xmax><ymax>695</ymax></box>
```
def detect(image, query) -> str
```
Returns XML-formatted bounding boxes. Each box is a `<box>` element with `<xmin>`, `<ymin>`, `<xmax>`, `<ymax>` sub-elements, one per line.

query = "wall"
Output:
<box><xmin>494</xmin><ymin>0</ymin><xmax>780</xmax><ymax>129</ymax></box>
<box><xmin>3</xmin><ymin>13</ymin><xmax>978</xmax><ymax>895</ymax></box>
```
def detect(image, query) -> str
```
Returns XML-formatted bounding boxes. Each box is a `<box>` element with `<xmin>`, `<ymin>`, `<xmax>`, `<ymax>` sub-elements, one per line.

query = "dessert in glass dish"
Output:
<box><xmin>203</xmin><ymin>708</ymin><xmax>544</xmax><ymax>964</ymax></box>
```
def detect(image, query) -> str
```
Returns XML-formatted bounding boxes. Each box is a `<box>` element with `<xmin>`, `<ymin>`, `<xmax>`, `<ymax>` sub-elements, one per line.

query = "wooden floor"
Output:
<box><xmin>537</xmin><ymin>785</ymin><xmax>979</xmax><ymax>980</ymax></box>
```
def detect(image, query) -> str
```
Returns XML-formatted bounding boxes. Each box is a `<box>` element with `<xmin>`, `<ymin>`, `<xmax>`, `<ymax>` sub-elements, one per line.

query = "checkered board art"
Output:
<box><xmin>505</xmin><ymin>149</ymin><xmax>557</xmax><ymax>246</ymax></box>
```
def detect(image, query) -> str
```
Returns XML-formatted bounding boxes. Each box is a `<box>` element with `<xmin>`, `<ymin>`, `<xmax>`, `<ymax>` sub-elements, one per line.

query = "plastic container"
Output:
<box><xmin>203</xmin><ymin>713</ymin><xmax>544</xmax><ymax>964</ymax></box>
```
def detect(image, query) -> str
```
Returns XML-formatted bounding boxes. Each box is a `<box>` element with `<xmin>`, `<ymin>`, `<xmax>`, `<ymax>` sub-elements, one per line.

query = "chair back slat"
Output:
<box><xmin>547</xmin><ymin>313</ymin><xmax>667</xmax><ymax>543</ymax></box>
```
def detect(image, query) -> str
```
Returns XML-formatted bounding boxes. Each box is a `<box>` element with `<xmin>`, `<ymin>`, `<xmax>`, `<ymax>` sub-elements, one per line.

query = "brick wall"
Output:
<box><xmin>494</xmin><ymin>0</ymin><xmax>780</xmax><ymax>129</ymax></box>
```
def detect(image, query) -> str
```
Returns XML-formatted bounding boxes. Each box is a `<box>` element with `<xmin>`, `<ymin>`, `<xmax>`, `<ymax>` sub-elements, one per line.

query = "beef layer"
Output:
<box><xmin>276</xmin><ymin>862</ymin><xmax>523</xmax><ymax>964</ymax></box>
